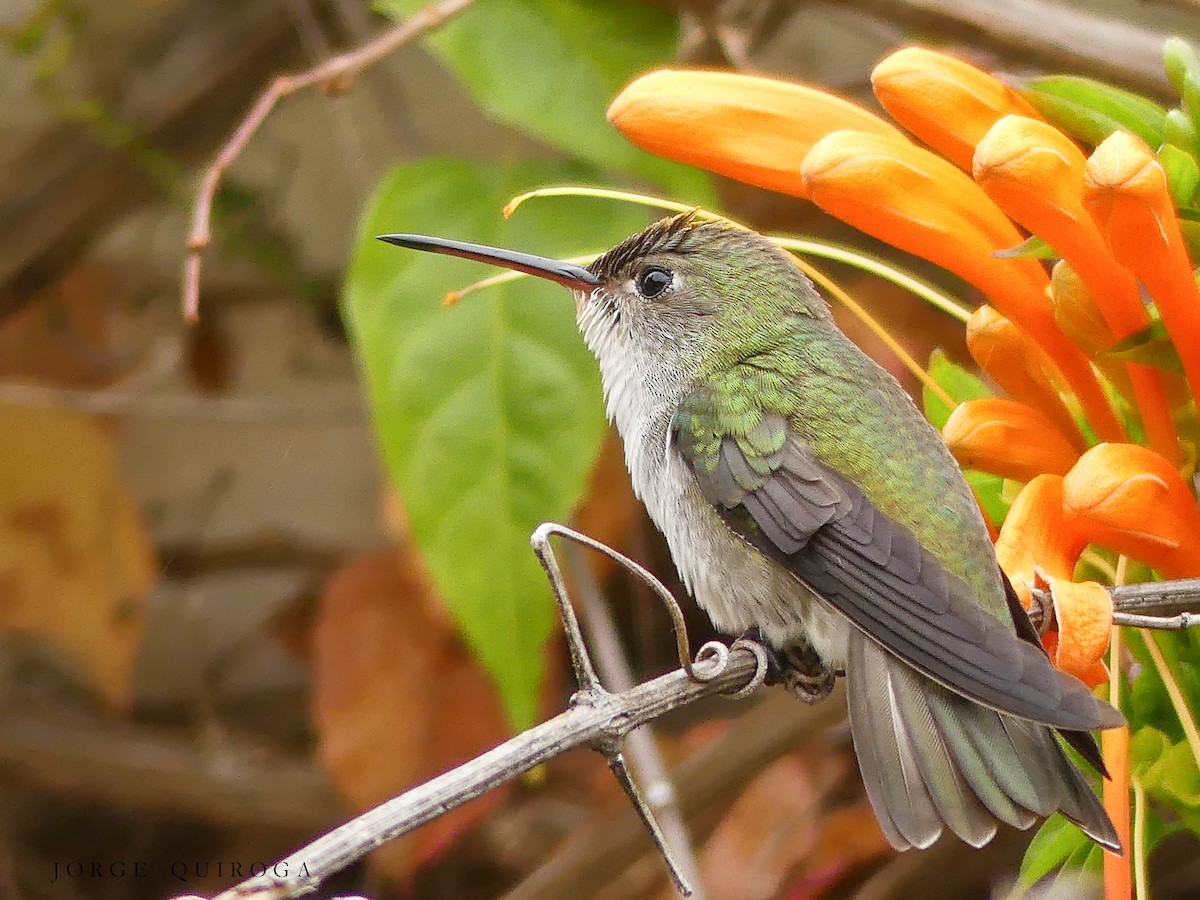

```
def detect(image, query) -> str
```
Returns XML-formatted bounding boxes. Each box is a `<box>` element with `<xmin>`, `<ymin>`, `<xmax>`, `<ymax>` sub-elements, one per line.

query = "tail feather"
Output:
<box><xmin>849</xmin><ymin>634</ymin><xmax>940</xmax><ymax>849</ymax></box>
<box><xmin>847</xmin><ymin>632</ymin><xmax>1120</xmax><ymax>852</ymax></box>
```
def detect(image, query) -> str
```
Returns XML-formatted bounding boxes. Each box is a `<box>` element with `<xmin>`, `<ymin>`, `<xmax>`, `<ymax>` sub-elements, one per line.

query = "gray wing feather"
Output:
<box><xmin>674</xmin><ymin>421</ymin><xmax>1124</xmax><ymax>733</ymax></box>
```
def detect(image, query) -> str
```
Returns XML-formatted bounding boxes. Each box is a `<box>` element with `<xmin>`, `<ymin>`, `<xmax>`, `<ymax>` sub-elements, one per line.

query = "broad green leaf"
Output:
<box><xmin>1159</xmin><ymin>143</ymin><xmax>1200</xmax><ymax>207</ymax></box>
<box><xmin>1021</xmin><ymin>814</ymin><xmax>1091</xmax><ymax>886</ymax></box>
<box><xmin>1027</xmin><ymin>75</ymin><xmax>1167</xmax><ymax>148</ymax></box>
<box><xmin>378</xmin><ymin>0</ymin><xmax>714</xmax><ymax>202</ymax></box>
<box><xmin>1143</xmin><ymin>739</ymin><xmax>1200</xmax><ymax>808</ymax></box>
<box><xmin>1102</xmin><ymin>319</ymin><xmax>1185</xmax><ymax>374</ymax></box>
<box><xmin>993</xmin><ymin>234</ymin><xmax>1058</xmax><ymax>260</ymax></box>
<box><xmin>343</xmin><ymin>158</ymin><xmax>650</xmax><ymax>729</ymax></box>
<box><xmin>1131</xmin><ymin>725</ymin><xmax>1174</xmax><ymax>778</ymax></box>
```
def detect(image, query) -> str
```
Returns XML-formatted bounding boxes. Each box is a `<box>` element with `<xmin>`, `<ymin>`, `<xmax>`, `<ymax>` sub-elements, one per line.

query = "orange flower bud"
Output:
<box><xmin>872</xmin><ymin>47</ymin><xmax>1043</xmax><ymax>171</ymax></box>
<box><xmin>802</xmin><ymin>130</ymin><xmax>1124</xmax><ymax>442</ymax></box>
<box><xmin>1063</xmin><ymin>442</ymin><xmax>1200</xmax><ymax>577</ymax></box>
<box><xmin>606</xmin><ymin>70</ymin><xmax>906</xmax><ymax>198</ymax></box>
<box><xmin>1039</xmin><ymin>576</ymin><xmax>1112</xmax><ymax>685</ymax></box>
<box><xmin>1083</xmin><ymin>132</ymin><xmax>1200</xmax><ymax>398</ymax></box>
<box><xmin>942</xmin><ymin>398</ymin><xmax>1080</xmax><ymax>482</ymax></box>
<box><xmin>996</xmin><ymin>474</ymin><xmax>1088</xmax><ymax>608</ymax></box>
<box><xmin>966</xmin><ymin>305</ymin><xmax>1085</xmax><ymax>449</ymax></box>
<box><xmin>1048</xmin><ymin>260</ymin><xmax>1116</xmax><ymax>355</ymax></box>
<box><xmin>975</xmin><ymin>117</ymin><xmax>1180</xmax><ymax>462</ymax></box>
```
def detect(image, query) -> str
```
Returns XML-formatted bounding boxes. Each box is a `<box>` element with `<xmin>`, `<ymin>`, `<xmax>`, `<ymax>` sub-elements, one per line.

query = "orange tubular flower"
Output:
<box><xmin>1083</xmin><ymin>132</ymin><xmax>1200</xmax><ymax>398</ymax></box>
<box><xmin>974</xmin><ymin>116</ymin><xmax>1181</xmax><ymax>463</ymax></box>
<box><xmin>606</xmin><ymin>70</ymin><xmax>906</xmax><ymax>199</ymax></box>
<box><xmin>1063</xmin><ymin>443</ymin><xmax>1200</xmax><ymax>578</ymax></box>
<box><xmin>1039</xmin><ymin>579</ymin><xmax>1112</xmax><ymax>685</ymax></box>
<box><xmin>994</xmin><ymin>476</ymin><xmax>1109</xmax><ymax>685</ymax></box>
<box><xmin>942</xmin><ymin>398</ymin><xmax>1080</xmax><ymax>482</ymax></box>
<box><xmin>872</xmin><ymin>47</ymin><xmax>1043</xmax><ymax>171</ymax></box>
<box><xmin>995</xmin><ymin>474</ymin><xmax>1087</xmax><ymax>606</ymax></box>
<box><xmin>801</xmin><ymin>130</ymin><xmax>1124</xmax><ymax>441</ymax></box>
<box><xmin>966</xmin><ymin>305</ymin><xmax>1085</xmax><ymax>449</ymax></box>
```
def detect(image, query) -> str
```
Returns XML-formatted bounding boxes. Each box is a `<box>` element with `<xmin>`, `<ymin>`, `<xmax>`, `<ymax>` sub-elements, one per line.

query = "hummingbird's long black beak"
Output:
<box><xmin>377</xmin><ymin>234</ymin><xmax>601</xmax><ymax>289</ymax></box>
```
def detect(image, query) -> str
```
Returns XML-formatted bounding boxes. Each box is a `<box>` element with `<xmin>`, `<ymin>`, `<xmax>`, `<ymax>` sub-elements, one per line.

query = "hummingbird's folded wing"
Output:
<box><xmin>670</xmin><ymin>407</ymin><xmax>1123</xmax><ymax>733</ymax></box>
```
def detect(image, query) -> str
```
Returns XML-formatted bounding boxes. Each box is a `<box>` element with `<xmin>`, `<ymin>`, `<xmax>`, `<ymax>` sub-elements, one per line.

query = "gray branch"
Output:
<box><xmin>171</xmin><ymin>525</ymin><xmax>1200</xmax><ymax>900</ymax></box>
<box><xmin>175</xmin><ymin>523</ymin><xmax>771</xmax><ymax>900</ymax></box>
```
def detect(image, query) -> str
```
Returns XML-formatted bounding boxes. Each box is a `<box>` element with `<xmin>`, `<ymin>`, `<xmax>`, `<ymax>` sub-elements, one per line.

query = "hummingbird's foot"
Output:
<box><xmin>732</xmin><ymin>629</ymin><xmax>835</xmax><ymax>702</ymax></box>
<box><xmin>777</xmin><ymin>642</ymin><xmax>836</xmax><ymax>704</ymax></box>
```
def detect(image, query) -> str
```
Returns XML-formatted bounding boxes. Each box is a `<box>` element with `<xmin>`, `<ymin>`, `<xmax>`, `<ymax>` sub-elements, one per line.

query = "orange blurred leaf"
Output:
<box><xmin>312</xmin><ymin>551</ymin><xmax>511</xmax><ymax>881</ymax></box>
<box><xmin>0</xmin><ymin>403</ymin><xmax>153</xmax><ymax>709</ymax></box>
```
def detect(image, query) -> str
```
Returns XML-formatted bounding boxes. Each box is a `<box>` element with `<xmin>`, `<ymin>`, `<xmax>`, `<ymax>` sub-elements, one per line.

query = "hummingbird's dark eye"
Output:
<box><xmin>637</xmin><ymin>267</ymin><xmax>673</xmax><ymax>299</ymax></box>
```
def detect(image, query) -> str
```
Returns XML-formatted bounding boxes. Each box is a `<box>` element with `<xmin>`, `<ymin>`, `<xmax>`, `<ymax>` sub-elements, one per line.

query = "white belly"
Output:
<box><xmin>623</xmin><ymin>410</ymin><xmax>850</xmax><ymax>668</ymax></box>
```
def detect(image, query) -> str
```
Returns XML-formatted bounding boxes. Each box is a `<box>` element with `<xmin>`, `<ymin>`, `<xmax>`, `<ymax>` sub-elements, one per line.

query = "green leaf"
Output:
<box><xmin>993</xmin><ymin>234</ymin><xmax>1059</xmax><ymax>260</ymax></box>
<box><xmin>1143</xmin><ymin>738</ymin><xmax>1200</xmax><ymax>808</ymax></box>
<box><xmin>1159</xmin><ymin>143</ymin><xmax>1200</xmax><ymax>206</ymax></box>
<box><xmin>1166</xmin><ymin>108</ymin><xmax>1200</xmax><ymax>161</ymax></box>
<box><xmin>343</xmin><ymin>158</ymin><xmax>650</xmax><ymax>729</ymax></box>
<box><xmin>923</xmin><ymin>348</ymin><xmax>992</xmax><ymax>430</ymax></box>
<box><xmin>1026</xmin><ymin>75</ymin><xmax>1167</xmax><ymax>148</ymax></box>
<box><xmin>1178</xmin><ymin>207</ymin><xmax>1200</xmax><ymax>261</ymax></box>
<box><xmin>1164</xmin><ymin>38</ymin><xmax>1200</xmax><ymax>121</ymax></box>
<box><xmin>923</xmin><ymin>350</ymin><xmax>1007</xmax><ymax>527</ymax></box>
<box><xmin>1021</xmin><ymin>814</ymin><xmax>1092</xmax><ymax>886</ymax></box>
<box><xmin>1021</xmin><ymin>85</ymin><xmax>1141</xmax><ymax>148</ymax></box>
<box><xmin>1101</xmin><ymin>320</ymin><xmax>1185</xmax><ymax>374</ymax></box>
<box><xmin>377</xmin><ymin>0</ymin><xmax>714</xmax><ymax>202</ymax></box>
<box><xmin>1131</xmin><ymin>725</ymin><xmax>1174</xmax><ymax>779</ymax></box>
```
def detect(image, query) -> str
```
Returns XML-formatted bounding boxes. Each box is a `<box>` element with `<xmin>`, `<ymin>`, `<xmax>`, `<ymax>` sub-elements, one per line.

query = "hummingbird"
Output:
<box><xmin>379</xmin><ymin>212</ymin><xmax>1123</xmax><ymax>852</ymax></box>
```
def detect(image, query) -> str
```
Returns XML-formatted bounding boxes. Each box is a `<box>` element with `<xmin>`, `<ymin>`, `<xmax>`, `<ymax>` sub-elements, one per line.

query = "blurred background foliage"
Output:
<box><xmin>2</xmin><ymin>1</ymin><xmax>1200</xmax><ymax>898</ymax></box>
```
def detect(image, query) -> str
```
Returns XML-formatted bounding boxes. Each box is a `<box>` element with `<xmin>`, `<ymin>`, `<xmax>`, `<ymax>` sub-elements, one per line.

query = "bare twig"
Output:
<box><xmin>194</xmin><ymin>647</ymin><xmax>764</xmax><ymax>900</ymax></box>
<box><xmin>170</xmin><ymin>523</ymin><xmax>771</xmax><ymax>900</ymax></box>
<box><xmin>563</xmin><ymin>543</ymin><xmax>707</xmax><ymax>900</ymax></box>
<box><xmin>181</xmin><ymin>0</ymin><xmax>479</xmax><ymax>322</ymax></box>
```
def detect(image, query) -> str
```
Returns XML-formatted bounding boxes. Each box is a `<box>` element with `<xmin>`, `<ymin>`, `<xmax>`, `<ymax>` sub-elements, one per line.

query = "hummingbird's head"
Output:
<box><xmin>378</xmin><ymin>213</ymin><xmax>828</xmax><ymax>386</ymax></box>
<box><xmin>575</xmin><ymin>213</ymin><xmax>828</xmax><ymax>372</ymax></box>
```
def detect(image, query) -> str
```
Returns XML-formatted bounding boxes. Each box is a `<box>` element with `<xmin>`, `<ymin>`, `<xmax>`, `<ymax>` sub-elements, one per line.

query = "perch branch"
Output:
<box><xmin>181</xmin><ymin>0</ymin><xmax>479</xmax><ymax>322</ymax></box>
<box><xmin>1028</xmin><ymin>578</ymin><xmax>1200</xmax><ymax>632</ymax></box>
<box><xmin>563</xmin><ymin>543</ymin><xmax>706</xmax><ymax>900</ymax></box>
<box><xmin>174</xmin><ymin>523</ymin><xmax>771</xmax><ymax>900</ymax></box>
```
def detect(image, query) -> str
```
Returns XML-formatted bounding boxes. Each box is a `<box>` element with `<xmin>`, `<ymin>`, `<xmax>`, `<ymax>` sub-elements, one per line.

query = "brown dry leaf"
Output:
<box><xmin>0</xmin><ymin>402</ymin><xmax>155</xmax><ymax>708</ymax></box>
<box><xmin>783</xmin><ymin>801</ymin><xmax>893</xmax><ymax>897</ymax></box>
<box><xmin>661</xmin><ymin>754</ymin><xmax>824</xmax><ymax>900</ymax></box>
<box><xmin>312</xmin><ymin>551</ymin><xmax>511</xmax><ymax>882</ymax></box>
<box><xmin>0</xmin><ymin>266</ymin><xmax>129</xmax><ymax>387</ymax></box>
